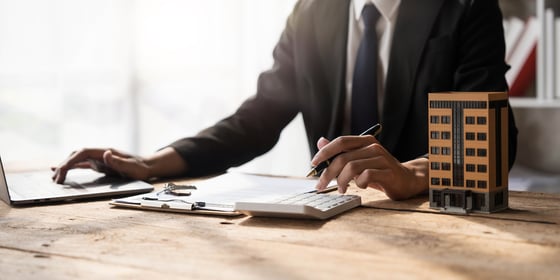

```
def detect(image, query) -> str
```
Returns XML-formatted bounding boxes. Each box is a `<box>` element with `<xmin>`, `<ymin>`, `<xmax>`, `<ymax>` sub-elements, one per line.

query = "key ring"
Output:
<box><xmin>160</xmin><ymin>182</ymin><xmax>197</xmax><ymax>196</ymax></box>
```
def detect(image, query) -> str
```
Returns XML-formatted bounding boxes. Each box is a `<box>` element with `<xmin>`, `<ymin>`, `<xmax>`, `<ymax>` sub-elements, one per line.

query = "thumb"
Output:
<box><xmin>103</xmin><ymin>150</ymin><xmax>148</xmax><ymax>180</ymax></box>
<box><xmin>316</xmin><ymin>137</ymin><xmax>330</xmax><ymax>150</ymax></box>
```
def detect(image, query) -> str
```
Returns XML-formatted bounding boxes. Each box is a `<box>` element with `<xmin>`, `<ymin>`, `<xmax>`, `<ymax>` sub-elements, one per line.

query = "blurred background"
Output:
<box><xmin>1</xmin><ymin>0</ymin><xmax>559</xmax><ymax>192</ymax></box>
<box><xmin>0</xmin><ymin>0</ymin><xmax>307</xmax><ymax>175</ymax></box>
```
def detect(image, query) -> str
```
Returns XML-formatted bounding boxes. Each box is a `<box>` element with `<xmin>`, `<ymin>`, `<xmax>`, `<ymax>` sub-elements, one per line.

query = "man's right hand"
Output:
<box><xmin>51</xmin><ymin>147</ymin><xmax>188</xmax><ymax>184</ymax></box>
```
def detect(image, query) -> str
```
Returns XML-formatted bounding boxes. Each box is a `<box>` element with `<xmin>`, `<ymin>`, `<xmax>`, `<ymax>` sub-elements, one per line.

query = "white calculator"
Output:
<box><xmin>234</xmin><ymin>192</ymin><xmax>362</xmax><ymax>220</ymax></box>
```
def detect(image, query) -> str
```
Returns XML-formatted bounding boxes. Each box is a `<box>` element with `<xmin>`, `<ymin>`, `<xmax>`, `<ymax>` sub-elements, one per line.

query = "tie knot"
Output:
<box><xmin>361</xmin><ymin>4</ymin><xmax>381</xmax><ymax>29</ymax></box>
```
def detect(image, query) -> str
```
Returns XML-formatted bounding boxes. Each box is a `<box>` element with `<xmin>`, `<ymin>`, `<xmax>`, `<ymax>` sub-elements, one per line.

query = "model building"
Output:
<box><xmin>428</xmin><ymin>92</ymin><xmax>509</xmax><ymax>213</ymax></box>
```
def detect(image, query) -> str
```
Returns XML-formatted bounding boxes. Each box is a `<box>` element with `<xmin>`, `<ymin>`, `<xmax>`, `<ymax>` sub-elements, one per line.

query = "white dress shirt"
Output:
<box><xmin>343</xmin><ymin>0</ymin><xmax>401</xmax><ymax>134</ymax></box>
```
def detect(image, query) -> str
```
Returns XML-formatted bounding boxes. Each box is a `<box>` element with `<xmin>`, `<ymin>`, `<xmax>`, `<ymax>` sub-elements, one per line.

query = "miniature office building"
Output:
<box><xmin>428</xmin><ymin>92</ymin><xmax>509</xmax><ymax>213</ymax></box>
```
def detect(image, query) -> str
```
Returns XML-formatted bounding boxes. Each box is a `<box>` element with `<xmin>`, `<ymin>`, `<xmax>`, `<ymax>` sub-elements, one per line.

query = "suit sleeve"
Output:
<box><xmin>454</xmin><ymin>0</ymin><xmax>518</xmax><ymax>169</ymax></box>
<box><xmin>166</xmin><ymin>2</ymin><xmax>303</xmax><ymax>177</ymax></box>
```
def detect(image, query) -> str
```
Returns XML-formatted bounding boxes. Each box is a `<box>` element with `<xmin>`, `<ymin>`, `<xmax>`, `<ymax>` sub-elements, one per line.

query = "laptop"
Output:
<box><xmin>0</xmin><ymin>156</ymin><xmax>153</xmax><ymax>206</ymax></box>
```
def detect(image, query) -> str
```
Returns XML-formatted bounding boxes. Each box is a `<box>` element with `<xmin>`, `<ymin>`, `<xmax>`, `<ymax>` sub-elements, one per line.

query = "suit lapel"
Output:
<box><xmin>313</xmin><ymin>0</ymin><xmax>351</xmax><ymax>139</ymax></box>
<box><xmin>382</xmin><ymin>0</ymin><xmax>445</xmax><ymax>150</ymax></box>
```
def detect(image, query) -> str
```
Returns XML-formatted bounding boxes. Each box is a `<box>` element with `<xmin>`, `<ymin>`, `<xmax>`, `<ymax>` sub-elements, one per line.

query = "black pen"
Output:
<box><xmin>305</xmin><ymin>123</ymin><xmax>382</xmax><ymax>178</ymax></box>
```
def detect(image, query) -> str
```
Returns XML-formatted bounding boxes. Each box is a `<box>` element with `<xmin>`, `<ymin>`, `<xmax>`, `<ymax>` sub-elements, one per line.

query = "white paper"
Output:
<box><xmin>114</xmin><ymin>172</ymin><xmax>334</xmax><ymax>212</ymax></box>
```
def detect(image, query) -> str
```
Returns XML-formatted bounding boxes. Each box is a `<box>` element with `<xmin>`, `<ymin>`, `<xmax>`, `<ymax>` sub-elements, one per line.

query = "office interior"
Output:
<box><xmin>0</xmin><ymin>0</ymin><xmax>558</xmax><ymax>193</ymax></box>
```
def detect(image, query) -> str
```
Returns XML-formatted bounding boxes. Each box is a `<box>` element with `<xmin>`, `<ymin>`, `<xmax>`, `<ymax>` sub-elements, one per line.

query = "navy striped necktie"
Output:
<box><xmin>351</xmin><ymin>4</ymin><xmax>381</xmax><ymax>135</ymax></box>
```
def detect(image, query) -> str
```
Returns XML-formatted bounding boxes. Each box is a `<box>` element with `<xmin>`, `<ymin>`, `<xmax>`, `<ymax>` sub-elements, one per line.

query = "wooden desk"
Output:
<box><xmin>1</xmin><ymin>181</ymin><xmax>559</xmax><ymax>279</ymax></box>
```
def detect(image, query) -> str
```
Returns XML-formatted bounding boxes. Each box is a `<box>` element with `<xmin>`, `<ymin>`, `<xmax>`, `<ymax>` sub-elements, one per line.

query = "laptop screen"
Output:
<box><xmin>0</xmin><ymin>157</ymin><xmax>13</xmax><ymax>205</ymax></box>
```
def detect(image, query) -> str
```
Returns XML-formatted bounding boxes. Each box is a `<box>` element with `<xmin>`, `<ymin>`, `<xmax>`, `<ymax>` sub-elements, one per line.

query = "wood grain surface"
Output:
<box><xmin>1</xmin><ymin>180</ymin><xmax>559</xmax><ymax>280</ymax></box>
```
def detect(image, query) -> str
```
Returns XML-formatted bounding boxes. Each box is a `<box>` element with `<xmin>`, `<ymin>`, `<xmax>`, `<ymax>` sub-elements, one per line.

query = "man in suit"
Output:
<box><xmin>52</xmin><ymin>0</ymin><xmax>518</xmax><ymax>200</ymax></box>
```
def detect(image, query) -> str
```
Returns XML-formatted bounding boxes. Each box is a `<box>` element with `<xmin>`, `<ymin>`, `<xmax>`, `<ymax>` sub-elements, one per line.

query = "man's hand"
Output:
<box><xmin>51</xmin><ymin>147</ymin><xmax>188</xmax><ymax>184</ymax></box>
<box><xmin>312</xmin><ymin>135</ymin><xmax>428</xmax><ymax>200</ymax></box>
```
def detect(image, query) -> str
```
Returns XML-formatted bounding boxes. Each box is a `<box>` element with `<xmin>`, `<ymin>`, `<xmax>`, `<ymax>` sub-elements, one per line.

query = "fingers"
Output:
<box><xmin>104</xmin><ymin>148</ymin><xmax>133</xmax><ymax>159</ymax></box>
<box><xmin>51</xmin><ymin>148</ymin><xmax>135</xmax><ymax>183</ymax></box>
<box><xmin>52</xmin><ymin>148</ymin><xmax>108</xmax><ymax>184</ymax></box>
<box><xmin>311</xmin><ymin>135</ymin><xmax>378</xmax><ymax>167</ymax></box>
<box><xmin>353</xmin><ymin>167</ymin><xmax>393</xmax><ymax>192</ymax></box>
<box><xmin>314</xmin><ymin>140</ymin><xmax>418</xmax><ymax>200</ymax></box>
<box><xmin>103</xmin><ymin>150</ymin><xmax>125</xmax><ymax>176</ymax></box>
<box><xmin>102</xmin><ymin>150</ymin><xmax>150</xmax><ymax>180</ymax></box>
<box><xmin>50</xmin><ymin>162</ymin><xmax>91</xmax><ymax>172</ymax></box>
<box><xmin>52</xmin><ymin>147</ymin><xmax>150</xmax><ymax>184</ymax></box>
<box><xmin>316</xmin><ymin>137</ymin><xmax>330</xmax><ymax>150</ymax></box>
<box><xmin>315</xmin><ymin>142</ymin><xmax>387</xmax><ymax>193</ymax></box>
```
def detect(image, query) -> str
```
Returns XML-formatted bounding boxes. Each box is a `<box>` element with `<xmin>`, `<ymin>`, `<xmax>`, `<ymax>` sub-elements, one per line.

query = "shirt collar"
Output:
<box><xmin>353</xmin><ymin>0</ymin><xmax>401</xmax><ymax>22</ymax></box>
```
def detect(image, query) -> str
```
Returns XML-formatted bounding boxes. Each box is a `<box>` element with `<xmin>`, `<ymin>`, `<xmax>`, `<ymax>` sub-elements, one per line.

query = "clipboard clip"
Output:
<box><xmin>140</xmin><ymin>182</ymin><xmax>201</xmax><ymax>211</ymax></box>
<box><xmin>140</xmin><ymin>199</ymin><xmax>196</xmax><ymax>210</ymax></box>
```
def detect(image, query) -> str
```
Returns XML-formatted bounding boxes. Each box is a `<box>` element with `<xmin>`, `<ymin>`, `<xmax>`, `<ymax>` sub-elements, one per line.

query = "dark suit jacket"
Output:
<box><xmin>170</xmin><ymin>0</ymin><xmax>518</xmax><ymax>177</ymax></box>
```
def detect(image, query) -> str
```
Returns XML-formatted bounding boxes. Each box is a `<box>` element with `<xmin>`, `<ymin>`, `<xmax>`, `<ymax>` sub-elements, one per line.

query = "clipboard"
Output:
<box><xmin>110</xmin><ymin>172</ymin><xmax>332</xmax><ymax>216</ymax></box>
<box><xmin>110</xmin><ymin>195</ymin><xmax>241</xmax><ymax>216</ymax></box>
